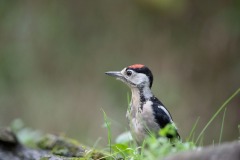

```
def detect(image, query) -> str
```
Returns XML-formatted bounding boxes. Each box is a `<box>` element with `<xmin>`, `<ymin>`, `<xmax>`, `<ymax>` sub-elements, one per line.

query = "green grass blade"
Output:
<box><xmin>218</xmin><ymin>108</ymin><xmax>227</xmax><ymax>145</ymax></box>
<box><xmin>238</xmin><ymin>125</ymin><xmax>240</xmax><ymax>141</ymax></box>
<box><xmin>196</xmin><ymin>88</ymin><xmax>240</xmax><ymax>143</ymax></box>
<box><xmin>127</xmin><ymin>92</ymin><xmax>131</xmax><ymax>113</ymax></box>
<box><xmin>191</xmin><ymin>132</ymin><xmax>195</xmax><ymax>142</ymax></box>
<box><xmin>127</xmin><ymin>92</ymin><xmax>130</xmax><ymax>104</ymax></box>
<box><xmin>187</xmin><ymin>117</ymin><xmax>200</xmax><ymax>142</ymax></box>
<box><xmin>92</xmin><ymin>137</ymin><xmax>102</xmax><ymax>149</ymax></box>
<box><xmin>140</xmin><ymin>140</ymin><xmax>147</xmax><ymax>159</ymax></box>
<box><xmin>101</xmin><ymin>109</ymin><xmax>112</xmax><ymax>153</ymax></box>
<box><xmin>199</xmin><ymin>134</ymin><xmax>204</xmax><ymax>147</ymax></box>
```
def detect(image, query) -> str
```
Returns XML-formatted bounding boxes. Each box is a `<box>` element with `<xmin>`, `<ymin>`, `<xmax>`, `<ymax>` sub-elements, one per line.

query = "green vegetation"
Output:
<box><xmin>9</xmin><ymin>88</ymin><xmax>239</xmax><ymax>160</ymax></box>
<box><xmin>100</xmin><ymin>125</ymin><xmax>195</xmax><ymax>160</ymax></box>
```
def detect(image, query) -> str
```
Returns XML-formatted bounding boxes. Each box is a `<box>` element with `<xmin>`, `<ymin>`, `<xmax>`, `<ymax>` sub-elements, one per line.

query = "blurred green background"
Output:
<box><xmin>0</xmin><ymin>0</ymin><xmax>239</xmax><ymax>146</ymax></box>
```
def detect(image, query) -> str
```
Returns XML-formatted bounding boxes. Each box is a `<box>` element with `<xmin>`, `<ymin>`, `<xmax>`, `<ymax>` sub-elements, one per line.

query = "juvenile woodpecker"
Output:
<box><xmin>105</xmin><ymin>64</ymin><xmax>180</xmax><ymax>145</ymax></box>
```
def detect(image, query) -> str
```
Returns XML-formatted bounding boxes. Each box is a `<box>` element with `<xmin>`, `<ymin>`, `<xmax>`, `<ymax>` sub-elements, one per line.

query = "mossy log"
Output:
<box><xmin>0</xmin><ymin>128</ymin><xmax>104</xmax><ymax>160</ymax></box>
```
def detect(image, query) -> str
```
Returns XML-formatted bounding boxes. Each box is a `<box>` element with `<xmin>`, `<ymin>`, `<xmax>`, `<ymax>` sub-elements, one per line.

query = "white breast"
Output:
<box><xmin>127</xmin><ymin>100</ymin><xmax>160</xmax><ymax>144</ymax></box>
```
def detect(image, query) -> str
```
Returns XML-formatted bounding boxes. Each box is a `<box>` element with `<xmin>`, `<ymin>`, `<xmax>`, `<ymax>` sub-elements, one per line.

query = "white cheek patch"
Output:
<box><xmin>131</xmin><ymin>73</ymin><xmax>148</xmax><ymax>85</ymax></box>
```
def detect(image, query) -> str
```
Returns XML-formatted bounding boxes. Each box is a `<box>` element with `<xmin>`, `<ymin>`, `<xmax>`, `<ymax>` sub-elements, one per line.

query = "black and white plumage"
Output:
<box><xmin>106</xmin><ymin>64</ymin><xmax>180</xmax><ymax>144</ymax></box>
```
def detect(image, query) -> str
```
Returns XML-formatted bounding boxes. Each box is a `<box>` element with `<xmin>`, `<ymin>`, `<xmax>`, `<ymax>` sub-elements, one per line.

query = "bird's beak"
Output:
<box><xmin>105</xmin><ymin>71</ymin><xmax>123</xmax><ymax>79</ymax></box>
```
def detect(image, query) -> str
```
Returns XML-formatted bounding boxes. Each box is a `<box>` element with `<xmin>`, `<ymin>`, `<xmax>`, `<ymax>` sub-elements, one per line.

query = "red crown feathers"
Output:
<box><xmin>128</xmin><ymin>64</ymin><xmax>145</xmax><ymax>69</ymax></box>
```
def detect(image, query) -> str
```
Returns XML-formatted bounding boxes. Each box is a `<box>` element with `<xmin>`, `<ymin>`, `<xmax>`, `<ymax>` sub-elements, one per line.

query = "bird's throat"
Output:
<box><xmin>130</xmin><ymin>86</ymin><xmax>153</xmax><ymax>110</ymax></box>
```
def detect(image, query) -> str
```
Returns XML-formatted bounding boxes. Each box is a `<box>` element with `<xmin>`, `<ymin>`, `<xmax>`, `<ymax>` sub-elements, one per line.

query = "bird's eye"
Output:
<box><xmin>126</xmin><ymin>70</ymin><xmax>132</xmax><ymax>76</ymax></box>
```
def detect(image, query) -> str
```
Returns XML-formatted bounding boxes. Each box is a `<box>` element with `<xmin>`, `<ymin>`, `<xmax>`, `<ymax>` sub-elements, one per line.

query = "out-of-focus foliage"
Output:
<box><xmin>0</xmin><ymin>0</ymin><xmax>239</xmax><ymax>146</ymax></box>
<box><xmin>10</xmin><ymin>119</ymin><xmax>42</xmax><ymax>148</ymax></box>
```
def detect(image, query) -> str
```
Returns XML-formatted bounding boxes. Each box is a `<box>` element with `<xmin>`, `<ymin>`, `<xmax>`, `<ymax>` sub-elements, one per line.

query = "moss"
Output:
<box><xmin>37</xmin><ymin>134</ymin><xmax>86</xmax><ymax>157</ymax></box>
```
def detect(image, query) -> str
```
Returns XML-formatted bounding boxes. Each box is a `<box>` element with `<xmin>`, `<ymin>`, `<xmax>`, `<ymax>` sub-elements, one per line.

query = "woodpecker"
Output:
<box><xmin>105</xmin><ymin>64</ymin><xmax>180</xmax><ymax>145</ymax></box>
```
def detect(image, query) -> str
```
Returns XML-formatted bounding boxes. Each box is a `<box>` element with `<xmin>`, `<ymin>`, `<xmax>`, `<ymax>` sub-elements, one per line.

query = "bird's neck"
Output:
<box><xmin>130</xmin><ymin>86</ymin><xmax>153</xmax><ymax>107</ymax></box>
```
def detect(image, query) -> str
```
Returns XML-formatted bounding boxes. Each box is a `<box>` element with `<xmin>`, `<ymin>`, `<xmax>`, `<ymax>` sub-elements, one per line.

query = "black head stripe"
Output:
<box><xmin>127</xmin><ymin>66</ymin><xmax>153</xmax><ymax>88</ymax></box>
